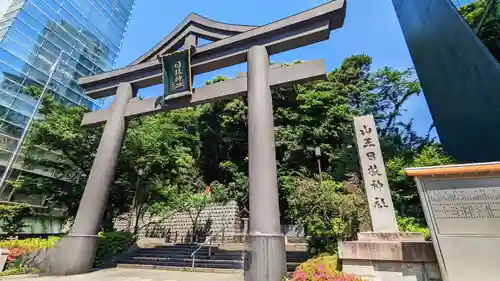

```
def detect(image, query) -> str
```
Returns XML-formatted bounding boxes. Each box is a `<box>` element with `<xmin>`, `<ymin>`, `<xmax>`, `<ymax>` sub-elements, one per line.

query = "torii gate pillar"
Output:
<box><xmin>245</xmin><ymin>45</ymin><xmax>287</xmax><ymax>280</ymax></box>
<box><xmin>47</xmin><ymin>82</ymin><xmax>133</xmax><ymax>275</ymax></box>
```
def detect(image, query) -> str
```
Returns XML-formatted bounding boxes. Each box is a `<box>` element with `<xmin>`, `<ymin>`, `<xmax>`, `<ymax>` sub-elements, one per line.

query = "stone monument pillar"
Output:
<box><xmin>337</xmin><ymin>115</ymin><xmax>441</xmax><ymax>281</ymax></box>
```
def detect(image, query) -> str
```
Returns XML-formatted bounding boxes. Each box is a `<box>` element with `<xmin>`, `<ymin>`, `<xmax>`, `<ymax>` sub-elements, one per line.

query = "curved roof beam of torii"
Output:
<box><xmin>130</xmin><ymin>13</ymin><xmax>257</xmax><ymax>65</ymax></box>
<box><xmin>79</xmin><ymin>0</ymin><xmax>346</xmax><ymax>99</ymax></box>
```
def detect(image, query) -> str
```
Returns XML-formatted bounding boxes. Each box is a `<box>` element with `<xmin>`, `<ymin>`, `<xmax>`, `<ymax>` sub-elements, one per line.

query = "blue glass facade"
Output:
<box><xmin>0</xmin><ymin>0</ymin><xmax>135</xmax><ymax>204</ymax></box>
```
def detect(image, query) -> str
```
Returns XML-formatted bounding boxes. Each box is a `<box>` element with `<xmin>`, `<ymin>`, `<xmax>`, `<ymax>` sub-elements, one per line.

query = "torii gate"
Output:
<box><xmin>48</xmin><ymin>2</ymin><xmax>346</xmax><ymax>280</ymax></box>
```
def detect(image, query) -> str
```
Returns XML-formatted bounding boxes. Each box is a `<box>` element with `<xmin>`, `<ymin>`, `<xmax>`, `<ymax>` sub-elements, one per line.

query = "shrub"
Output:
<box><xmin>296</xmin><ymin>255</ymin><xmax>340</xmax><ymax>275</ymax></box>
<box><xmin>0</xmin><ymin>231</ymin><xmax>135</xmax><ymax>274</ymax></box>
<box><xmin>397</xmin><ymin>216</ymin><xmax>431</xmax><ymax>240</ymax></box>
<box><xmin>284</xmin><ymin>178</ymin><xmax>368</xmax><ymax>255</ymax></box>
<box><xmin>306</xmin><ymin>217</ymin><xmax>358</xmax><ymax>255</ymax></box>
<box><xmin>3</xmin><ymin>248</ymin><xmax>31</xmax><ymax>276</ymax></box>
<box><xmin>0</xmin><ymin>266</ymin><xmax>38</xmax><ymax>277</ymax></box>
<box><xmin>288</xmin><ymin>255</ymin><xmax>362</xmax><ymax>281</ymax></box>
<box><xmin>6</xmin><ymin>248</ymin><xmax>27</xmax><ymax>264</ymax></box>
<box><xmin>0</xmin><ymin>237</ymin><xmax>60</xmax><ymax>250</ymax></box>
<box><xmin>93</xmin><ymin>231</ymin><xmax>135</xmax><ymax>268</ymax></box>
<box><xmin>0</xmin><ymin>237</ymin><xmax>59</xmax><ymax>275</ymax></box>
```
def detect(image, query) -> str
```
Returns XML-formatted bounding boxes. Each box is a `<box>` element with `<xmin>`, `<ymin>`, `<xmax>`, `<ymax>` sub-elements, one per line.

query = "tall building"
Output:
<box><xmin>0</xmin><ymin>0</ymin><xmax>135</xmax><ymax>233</ymax></box>
<box><xmin>391</xmin><ymin>0</ymin><xmax>500</xmax><ymax>163</ymax></box>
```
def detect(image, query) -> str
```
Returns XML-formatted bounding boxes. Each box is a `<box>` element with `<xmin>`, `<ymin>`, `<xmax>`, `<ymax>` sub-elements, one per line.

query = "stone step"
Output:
<box><xmin>135</xmin><ymin>248</ymin><xmax>211</xmax><ymax>255</ymax></box>
<box><xmin>135</xmin><ymin>247</ymin><xmax>307</xmax><ymax>256</ymax></box>
<box><xmin>118</xmin><ymin>259</ymin><xmax>301</xmax><ymax>273</ymax></box>
<box><xmin>135</xmin><ymin>248</ymin><xmax>211</xmax><ymax>253</ymax></box>
<box><xmin>142</xmin><ymin>242</ymin><xmax>308</xmax><ymax>251</ymax></box>
<box><xmin>134</xmin><ymin>253</ymin><xmax>210</xmax><ymax>259</ymax></box>
<box><xmin>126</xmin><ymin>256</ymin><xmax>243</xmax><ymax>264</ymax></box>
<box><xmin>116</xmin><ymin>263</ymin><xmax>243</xmax><ymax>274</ymax></box>
<box><xmin>148</xmin><ymin>243</ymin><xmax>201</xmax><ymax>248</ymax></box>
<box><xmin>118</xmin><ymin>259</ymin><xmax>243</xmax><ymax>269</ymax></box>
<box><xmin>131</xmin><ymin>251</ymin><xmax>309</xmax><ymax>262</ymax></box>
<box><xmin>134</xmin><ymin>250</ymin><xmax>306</xmax><ymax>259</ymax></box>
<box><xmin>217</xmin><ymin>243</ymin><xmax>308</xmax><ymax>252</ymax></box>
<box><xmin>287</xmin><ymin>263</ymin><xmax>301</xmax><ymax>272</ymax></box>
<box><xmin>122</xmin><ymin>243</ymin><xmax>308</xmax><ymax>273</ymax></box>
<box><xmin>283</xmin><ymin>256</ymin><xmax>309</xmax><ymax>263</ymax></box>
<box><xmin>137</xmin><ymin>244</ymin><xmax>207</xmax><ymax>248</ymax></box>
<box><xmin>134</xmin><ymin>252</ymin><xmax>241</xmax><ymax>259</ymax></box>
<box><xmin>130</xmin><ymin>253</ymin><xmax>307</xmax><ymax>264</ymax></box>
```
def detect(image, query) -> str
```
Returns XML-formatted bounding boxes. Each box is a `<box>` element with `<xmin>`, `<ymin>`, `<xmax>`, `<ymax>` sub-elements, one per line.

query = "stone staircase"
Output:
<box><xmin>117</xmin><ymin>243</ymin><xmax>309</xmax><ymax>273</ymax></box>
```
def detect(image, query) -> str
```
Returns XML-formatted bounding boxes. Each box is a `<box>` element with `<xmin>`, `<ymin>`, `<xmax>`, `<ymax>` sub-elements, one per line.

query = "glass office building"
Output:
<box><xmin>0</xmin><ymin>0</ymin><xmax>135</xmax><ymax>222</ymax></box>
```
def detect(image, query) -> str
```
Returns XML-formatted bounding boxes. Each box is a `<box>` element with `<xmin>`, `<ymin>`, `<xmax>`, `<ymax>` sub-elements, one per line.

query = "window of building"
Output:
<box><xmin>0</xmin><ymin>88</ymin><xmax>16</xmax><ymax>108</ymax></box>
<box><xmin>0</xmin><ymin>120</ymin><xmax>23</xmax><ymax>138</ymax></box>
<box><xmin>1</xmin><ymin>37</ymin><xmax>37</xmax><ymax>65</ymax></box>
<box><xmin>11</xmin><ymin>97</ymin><xmax>35</xmax><ymax>116</ymax></box>
<box><xmin>5</xmin><ymin>108</ymin><xmax>29</xmax><ymax>126</ymax></box>
<box><xmin>10</xmin><ymin>185</ymin><xmax>44</xmax><ymax>206</ymax></box>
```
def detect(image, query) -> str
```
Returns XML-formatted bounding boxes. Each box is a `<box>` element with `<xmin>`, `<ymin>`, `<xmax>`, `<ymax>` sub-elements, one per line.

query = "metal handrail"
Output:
<box><xmin>190</xmin><ymin>224</ymin><xmax>229</xmax><ymax>269</ymax></box>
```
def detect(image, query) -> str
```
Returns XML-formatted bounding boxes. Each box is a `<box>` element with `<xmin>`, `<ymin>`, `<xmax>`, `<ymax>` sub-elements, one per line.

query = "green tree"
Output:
<box><xmin>194</xmin><ymin>55</ymin><xmax>449</xmax><ymax>254</ymax></box>
<box><xmin>460</xmin><ymin>0</ymin><xmax>500</xmax><ymax>61</ymax></box>
<box><xmin>197</xmin><ymin>55</ymin><xmax>431</xmax><ymax>209</ymax></box>
<box><xmin>20</xmin><ymin>87</ymin><xmax>201</xmax><ymax>230</ymax></box>
<box><xmin>173</xmin><ymin>191</ymin><xmax>214</xmax><ymax>242</ymax></box>
<box><xmin>20</xmin><ymin>87</ymin><xmax>106</xmax><ymax>221</ymax></box>
<box><xmin>386</xmin><ymin>144</ymin><xmax>453</xmax><ymax>220</ymax></box>
<box><xmin>284</xmin><ymin>176</ymin><xmax>368</xmax><ymax>255</ymax></box>
<box><xmin>15</xmin><ymin>53</ymin><xmax>449</xmax><ymax>246</ymax></box>
<box><xmin>120</xmin><ymin>108</ymin><xmax>200</xmax><ymax>233</ymax></box>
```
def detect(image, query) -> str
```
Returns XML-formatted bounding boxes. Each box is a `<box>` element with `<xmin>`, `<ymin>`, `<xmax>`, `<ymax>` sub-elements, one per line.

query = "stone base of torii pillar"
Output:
<box><xmin>338</xmin><ymin>232</ymin><xmax>442</xmax><ymax>281</ymax></box>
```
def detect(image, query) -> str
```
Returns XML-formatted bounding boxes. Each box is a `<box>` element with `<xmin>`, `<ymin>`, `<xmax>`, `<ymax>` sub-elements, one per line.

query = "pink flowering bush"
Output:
<box><xmin>288</xmin><ymin>255</ymin><xmax>363</xmax><ymax>281</ymax></box>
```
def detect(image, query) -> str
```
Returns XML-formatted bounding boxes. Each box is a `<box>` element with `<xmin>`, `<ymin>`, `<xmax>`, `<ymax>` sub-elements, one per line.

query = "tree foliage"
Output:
<box><xmin>15</xmin><ymin>54</ymin><xmax>452</xmax><ymax>251</ymax></box>
<box><xmin>284</xmin><ymin>176</ymin><xmax>368</xmax><ymax>254</ymax></box>
<box><xmin>387</xmin><ymin>144</ymin><xmax>453</xmax><ymax>219</ymax></box>
<box><xmin>20</xmin><ymin>87</ymin><xmax>202</xmax><ymax>231</ymax></box>
<box><xmin>192</xmin><ymin>55</ymin><xmax>451</xmax><ymax>253</ymax></box>
<box><xmin>460</xmin><ymin>0</ymin><xmax>500</xmax><ymax>62</ymax></box>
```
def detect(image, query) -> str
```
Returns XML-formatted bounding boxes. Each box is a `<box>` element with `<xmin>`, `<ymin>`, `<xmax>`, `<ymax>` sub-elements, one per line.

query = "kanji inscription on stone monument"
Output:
<box><xmin>354</xmin><ymin>115</ymin><xmax>398</xmax><ymax>232</ymax></box>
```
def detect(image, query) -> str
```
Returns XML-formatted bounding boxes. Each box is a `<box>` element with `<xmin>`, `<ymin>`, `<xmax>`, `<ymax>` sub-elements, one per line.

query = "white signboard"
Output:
<box><xmin>414</xmin><ymin>175</ymin><xmax>500</xmax><ymax>281</ymax></box>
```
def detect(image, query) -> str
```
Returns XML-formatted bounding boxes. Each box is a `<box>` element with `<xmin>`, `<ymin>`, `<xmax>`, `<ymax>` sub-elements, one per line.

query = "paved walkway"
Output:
<box><xmin>2</xmin><ymin>268</ymin><xmax>244</xmax><ymax>281</ymax></box>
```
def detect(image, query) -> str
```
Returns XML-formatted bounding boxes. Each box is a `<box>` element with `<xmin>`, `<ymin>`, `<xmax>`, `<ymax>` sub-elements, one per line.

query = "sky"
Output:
<box><xmin>110</xmin><ymin>0</ymin><xmax>435</xmax><ymax>137</ymax></box>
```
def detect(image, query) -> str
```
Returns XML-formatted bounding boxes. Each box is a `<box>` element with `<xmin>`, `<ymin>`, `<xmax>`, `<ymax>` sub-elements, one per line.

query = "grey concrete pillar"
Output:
<box><xmin>244</xmin><ymin>45</ymin><xmax>286</xmax><ymax>281</ymax></box>
<box><xmin>47</xmin><ymin>82</ymin><xmax>133</xmax><ymax>275</ymax></box>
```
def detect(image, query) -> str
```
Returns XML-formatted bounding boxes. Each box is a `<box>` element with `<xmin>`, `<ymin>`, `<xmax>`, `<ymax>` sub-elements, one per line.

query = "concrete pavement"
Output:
<box><xmin>1</xmin><ymin>268</ymin><xmax>244</xmax><ymax>281</ymax></box>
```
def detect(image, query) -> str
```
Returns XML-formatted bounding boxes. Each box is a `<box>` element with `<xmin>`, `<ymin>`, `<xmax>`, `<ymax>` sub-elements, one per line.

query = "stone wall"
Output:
<box><xmin>114</xmin><ymin>201</ymin><xmax>241</xmax><ymax>243</ymax></box>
